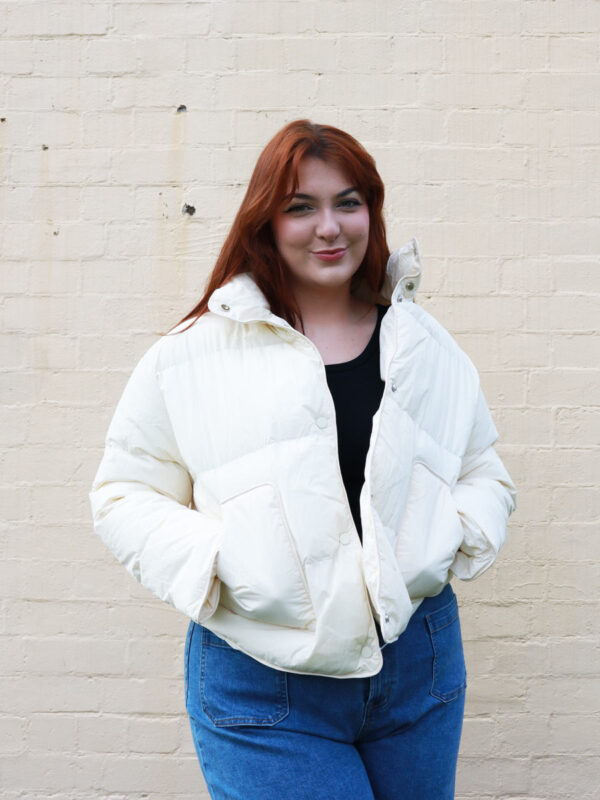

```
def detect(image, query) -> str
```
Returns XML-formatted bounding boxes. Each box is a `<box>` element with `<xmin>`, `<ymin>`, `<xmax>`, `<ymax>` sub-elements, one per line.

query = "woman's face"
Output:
<box><xmin>271</xmin><ymin>157</ymin><xmax>370</xmax><ymax>296</ymax></box>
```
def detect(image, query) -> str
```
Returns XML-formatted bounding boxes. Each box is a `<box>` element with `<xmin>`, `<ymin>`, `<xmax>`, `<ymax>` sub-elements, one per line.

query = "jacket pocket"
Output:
<box><xmin>200</xmin><ymin>627</ymin><xmax>289</xmax><ymax>727</ymax></box>
<box><xmin>394</xmin><ymin>460</ymin><xmax>465</xmax><ymax>598</ymax></box>
<box><xmin>425</xmin><ymin>593</ymin><xmax>467</xmax><ymax>703</ymax></box>
<box><xmin>217</xmin><ymin>483</ymin><xmax>315</xmax><ymax>630</ymax></box>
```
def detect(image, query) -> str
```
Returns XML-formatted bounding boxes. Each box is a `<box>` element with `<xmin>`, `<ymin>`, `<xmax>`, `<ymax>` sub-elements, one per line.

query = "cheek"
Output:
<box><xmin>272</xmin><ymin>218</ymin><xmax>306</xmax><ymax>252</ymax></box>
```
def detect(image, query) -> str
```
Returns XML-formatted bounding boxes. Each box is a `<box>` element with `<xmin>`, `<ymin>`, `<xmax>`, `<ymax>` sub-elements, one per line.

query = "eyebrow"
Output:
<box><xmin>290</xmin><ymin>186</ymin><xmax>360</xmax><ymax>200</ymax></box>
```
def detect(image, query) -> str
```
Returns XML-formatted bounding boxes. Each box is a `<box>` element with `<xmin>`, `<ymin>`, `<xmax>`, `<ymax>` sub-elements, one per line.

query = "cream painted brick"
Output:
<box><xmin>0</xmin><ymin>371</ymin><xmax>39</xmax><ymax>406</ymax></box>
<box><xmin>447</xmin><ymin>110</ymin><xmax>503</xmax><ymax>145</ymax></box>
<box><xmin>6</xmin><ymin>3</ymin><xmax>110</xmax><ymax>36</ymax></box>
<box><xmin>420</xmin><ymin>73</ymin><xmax>524</xmax><ymax>109</ymax></box>
<box><xmin>4</xmin><ymin>186</ymin><xmax>83</xmax><ymax>222</ymax></box>
<box><xmin>217</xmin><ymin>71</ymin><xmax>316</xmax><ymax>109</ymax></box>
<box><xmin>549</xmin><ymin>715</ymin><xmax>600</xmax><ymax>755</ymax></box>
<box><xmin>100</xmin><ymin>678</ymin><xmax>183</xmax><ymax>715</ymax></box>
<box><xmin>498</xmin><ymin>333</ymin><xmax>550</xmax><ymax>368</ymax></box>
<box><xmin>527</xmin><ymin>295</ymin><xmax>598</xmax><ymax>332</ymax></box>
<box><xmin>387</xmin><ymin>109</ymin><xmax>445</xmax><ymax>143</ymax></box>
<box><xmin>7</xmin><ymin>76</ymin><xmax>112</xmax><ymax>112</ymax></box>
<box><xmin>502</xmin><ymin>109</ymin><xmax>555</xmax><ymax>146</ymax></box>
<box><xmin>495</xmin><ymin>714</ymin><xmax>550</xmax><ymax>757</ymax></box>
<box><xmin>525</xmin><ymin>73</ymin><xmax>599</xmax><ymax>110</ymax></box>
<box><xmin>0</xmin><ymin>40</ymin><xmax>34</xmax><ymax>75</ymax></box>
<box><xmin>2</xmin><ymin>222</ymin><xmax>105</xmax><ymax>261</ymax></box>
<box><xmin>111</xmin><ymin>75</ymin><xmax>215</xmax><ymax>112</ymax></box>
<box><xmin>494</xmin><ymin>565</ymin><xmax>546</xmax><ymax>603</ymax></box>
<box><xmin>0</xmin><ymin>716</ymin><xmax>27</xmax><ymax>753</ymax></box>
<box><xmin>134</xmin><ymin>36</ymin><xmax>187</xmax><ymax>76</ymax></box>
<box><xmin>460</xmin><ymin>602</ymin><xmax>531</xmax><ymax>641</ymax></box>
<box><xmin>99</xmin><ymin>753</ymin><xmax>199</xmax><ymax>794</ymax></box>
<box><xmin>336</xmin><ymin>37</ymin><xmax>394</xmax><ymax>74</ymax></box>
<box><xmin>28</xmin><ymin>713</ymin><xmax>78</xmax><ymax>752</ymax></box>
<box><xmin>444</xmin><ymin>259</ymin><xmax>499</xmax><ymax>293</ymax></box>
<box><xmin>0</xmin><ymin>675</ymin><xmax>103</xmax><ymax>714</ymax></box>
<box><xmin>548</xmin><ymin>639</ymin><xmax>600</xmax><ymax>676</ymax></box>
<box><xmin>127</xmin><ymin>716</ymin><xmax>180</xmax><ymax>754</ymax></box>
<box><xmin>114</xmin><ymin>4</ymin><xmax>210</xmax><ymax>37</ymax></box>
<box><xmin>78</xmin><ymin>715</ymin><xmax>128</xmax><ymax>753</ymax></box>
<box><xmin>522</xmin><ymin>0</ymin><xmax>600</xmax><ymax>34</ymax></box>
<box><xmin>549</xmin><ymin>35</ymin><xmax>599</xmax><ymax>72</ymax></box>
<box><xmin>234</xmin><ymin>37</ymin><xmax>287</xmax><ymax>72</ymax></box>
<box><xmin>465</xmin><ymin>674</ymin><xmax>526</xmax><ymax>715</ymax></box>
<box><xmin>499</xmin><ymin>259</ymin><xmax>553</xmax><ymax>294</ymax></box>
<box><xmin>127</xmin><ymin>638</ymin><xmax>182</xmax><ymax>679</ymax></box>
<box><xmin>494</xmin><ymin>640</ymin><xmax>550</xmax><ymax>677</ymax></box>
<box><xmin>0</xmin><ymin>407</ymin><xmax>28</xmax><ymax>447</ymax></box>
<box><xmin>387</xmin><ymin>183</ymin><xmax>446</xmax><ymax>223</ymax></box>
<box><xmin>479</xmin><ymin>370</ymin><xmax>527</xmax><ymax>406</ymax></box>
<box><xmin>536</xmin><ymin>601</ymin><xmax>599</xmax><ymax>637</ymax></box>
<box><xmin>0</xmin><ymin>487</ymin><xmax>31</xmax><ymax>522</ymax></box>
<box><xmin>391</xmin><ymin>34</ymin><xmax>443</xmax><ymax>73</ymax></box>
<box><xmin>420</xmin><ymin>1</ymin><xmax>521</xmax><ymax>35</ymax></box>
<box><xmin>445</xmin><ymin>184</ymin><xmax>498</xmax><ymax>222</ymax></box>
<box><xmin>317</xmin><ymin>73</ymin><xmax>418</xmax><ymax>109</ymax></box>
<box><xmin>550</xmin><ymin>112</ymin><xmax>600</xmax><ymax>146</ymax></box>
<box><xmin>83</xmin><ymin>39</ymin><xmax>137</xmax><ymax>76</ymax></box>
<box><xmin>109</xmin><ymin>148</ymin><xmax>212</xmax><ymax>186</ymax></box>
<box><xmin>552</xmin><ymin>260</ymin><xmax>600</xmax><ymax>292</ymax></box>
<box><xmin>1</xmin><ymin>262</ymin><xmax>29</xmax><ymax>293</ymax></box>
<box><xmin>81</xmin><ymin>112</ymin><xmax>134</xmax><ymax>148</ymax></box>
<box><xmin>22</xmin><ymin>637</ymin><xmax>126</xmax><ymax>677</ymax></box>
<box><xmin>458</xmin><ymin>717</ymin><xmax>495</xmax><ymax>757</ymax></box>
<box><xmin>422</xmin><ymin>146</ymin><xmax>526</xmax><ymax>183</ymax></box>
<box><xmin>213</xmin><ymin>1</ymin><xmax>314</xmax><ymax>35</ymax></box>
<box><xmin>556</xmin><ymin>407</ymin><xmax>600</xmax><ymax>446</ymax></box>
<box><xmin>528</xmin><ymin>368</ymin><xmax>600</xmax><ymax>406</ymax></box>
<box><xmin>453</xmin><ymin>333</ymin><xmax>498</xmax><ymax>370</ymax></box>
<box><xmin>445</xmin><ymin>34</ymin><xmax>548</xmax><ymax>73</ymax></box>
<box><xmin>494</xmin><ymin>407</ymin><xmax>553</xmax><ymax>446</ymax></box>
<box><xmin>527</xmin><ymin>677</ymin><xmax>600</xmax><ymax>715</ymax></box>
<box><xmin>186</xmin><ymin>38</ymin><xmax>236</xmax><ymax>74</ymax></box>
<box><xmin>423</xmin><ymin>296</ymin><xmax>525</xmax><ymax>332</ymax></box>
<box><xmin>531</xmin><ymin>757</ymin><xmax>600</xmax><ymax>798</ymax></box>
<box><xmin>546</xmin><ymin>562</ymin><xmax>600</xmax><ymax>600</ymax></box>
<box><xmin>80</xmin><ymin>186</ymin><xmax>135</xmax><ymax>222</ymax></box>
<box><xmin>525</xmin><ymin>220</ymin><xmax>600</xmax><ymax>257</ymax></box>
<box><xmin>32</xmin><ymin>38</ymin><xmax>83</xmax><ymax>77</ymax></box>
<box><xmin>233</xmin><ymin>109</ymin><xmax>304</xmax><ymax>143</ymax></box>
<box><xmin>521</xmin><ymin>447</ymin><xmax>598</xmax><ymax>488</ymax></box>
<box><xmin>148</xmin><ymin>110</ymin><xmax>234</xmax><ymax>147</ymax></box>
<box><xmin>9</xmin><ymin>147</ymin><xmax>112</xmax><ymax>186</ymax></box>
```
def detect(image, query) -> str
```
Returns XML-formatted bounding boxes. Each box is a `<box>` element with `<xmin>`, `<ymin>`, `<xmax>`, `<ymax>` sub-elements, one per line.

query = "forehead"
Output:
<box><xmin>289</xmin><ymin>156</ymin><xmax>354</xmax><ymax>194</ymax></box>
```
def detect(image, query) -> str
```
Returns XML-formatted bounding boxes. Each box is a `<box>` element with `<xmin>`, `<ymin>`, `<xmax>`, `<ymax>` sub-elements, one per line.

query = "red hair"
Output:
<box><xmin>169</xmin><ymin>119</ymin><xmax>390</xmax><ymax>334</ymax></box>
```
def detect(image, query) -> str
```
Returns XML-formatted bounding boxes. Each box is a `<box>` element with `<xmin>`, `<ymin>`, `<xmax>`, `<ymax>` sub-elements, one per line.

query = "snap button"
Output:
<box><xmin>384</xmin><ymin>613</ymin><xmax>390</xmax><ymax>624</ymax></box>
<box><xmin>220</xmin><ymin>303</ymin><xmax>230</xmax><ymax>311</ymax></box>
<box><xmin>340</xmin><ymin>532</ymin><xmax>352</xmax><ymax>545</ymax></box>
<box><xmin>361</xmin><ymin>644</ymin><xmax>373</xmax><ymax>658</ymax></box>
<box><xmin>396</xmin><ymin>295</ymin><xmax>402</xmax><ymax>303</ymax></box>
<box><xmin>391</xmin><ymin>382</ymin><xmax>397</xmax><ymax>392</ymax></box>
<box><xmin>405</xmin><ymin>281</ymin><xmax>414</xmax><ymax>292</ymax></box>
<box><xmin>316</xmin><ymin>416</ymin><xmax>328</xmax><ymax>429</ymax></box>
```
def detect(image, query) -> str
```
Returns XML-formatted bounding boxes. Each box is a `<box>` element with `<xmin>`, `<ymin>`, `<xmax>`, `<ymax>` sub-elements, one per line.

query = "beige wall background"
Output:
<box><xmin>1</xmin><ymin>1</ymin><xmax>599</xmax><ymax>798</ymax></box>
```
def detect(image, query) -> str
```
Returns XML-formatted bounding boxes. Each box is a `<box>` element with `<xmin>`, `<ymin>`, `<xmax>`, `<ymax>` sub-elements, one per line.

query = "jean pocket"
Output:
<box><xmin>200</xmin><ymin>628</ymin><xmax>289</xmax><ymax>727</ymax></box>
<box><xmin>425</xmin><ymin>594</ymin><xmax>467</xmax><ymax>703</ymax></box>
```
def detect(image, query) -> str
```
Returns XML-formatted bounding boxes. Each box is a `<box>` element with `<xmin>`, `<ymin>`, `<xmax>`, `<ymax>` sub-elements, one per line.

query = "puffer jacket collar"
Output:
<box><xmin>206</xmin><ymin>238</ymin><xmax>423</xmax><ymax>325</ymax></box>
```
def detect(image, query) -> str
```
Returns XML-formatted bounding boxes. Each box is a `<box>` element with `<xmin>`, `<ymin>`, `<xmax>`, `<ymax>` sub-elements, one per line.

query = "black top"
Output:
<box><xmin>324</xmin><ymin>304</ymin><xmax>388</xmax><ymax>540</ymax></box>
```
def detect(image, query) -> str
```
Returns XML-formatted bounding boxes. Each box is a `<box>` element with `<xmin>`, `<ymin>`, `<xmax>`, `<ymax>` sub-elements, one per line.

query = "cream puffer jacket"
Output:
<box><xmin>90</xmin><ymin>238</ymin><xmax>516</xmax><ymax>678</ymax></box>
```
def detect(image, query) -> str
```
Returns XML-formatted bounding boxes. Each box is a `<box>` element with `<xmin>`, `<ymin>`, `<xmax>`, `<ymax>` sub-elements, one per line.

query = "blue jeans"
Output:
<box><xmin>185</xmin><ymin>583</ymin><xmax>466</xmax><ymax>800</ymax></box>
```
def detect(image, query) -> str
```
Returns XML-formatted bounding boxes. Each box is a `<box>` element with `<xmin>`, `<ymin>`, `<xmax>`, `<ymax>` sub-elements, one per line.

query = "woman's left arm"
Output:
<box><xmin>450</xmin><ymin>386</ymin><xmax>517</xmax><ymax>581</ymax></box>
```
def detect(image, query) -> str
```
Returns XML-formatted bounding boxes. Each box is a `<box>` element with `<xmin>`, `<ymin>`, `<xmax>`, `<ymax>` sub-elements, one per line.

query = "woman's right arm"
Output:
<box><xmin>89</xmin><ymin>343</ymin><xmax>223</xmax><ymax>622</ymax></box>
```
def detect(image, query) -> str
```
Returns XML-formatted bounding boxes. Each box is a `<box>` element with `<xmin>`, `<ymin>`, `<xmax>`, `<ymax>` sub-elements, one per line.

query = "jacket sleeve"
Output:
<box><xmin>89</xmin><ymin>342</ymin><xmax>223</xmax><ymax>622</ymax></box>
<box><xmin>450</xmin><ymin>385</ymin><xmax>517</xmax><ymax>581</ymax></box>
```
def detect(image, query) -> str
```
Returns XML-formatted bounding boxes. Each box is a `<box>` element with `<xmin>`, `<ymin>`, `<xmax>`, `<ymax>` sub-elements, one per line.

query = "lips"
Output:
<box><xmin>312</xmin><ymin>248</ymin><xmax>347</xmax><ymax>262</ymax></box>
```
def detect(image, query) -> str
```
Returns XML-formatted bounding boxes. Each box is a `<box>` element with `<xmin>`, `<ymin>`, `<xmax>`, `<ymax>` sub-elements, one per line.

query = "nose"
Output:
<box><xmin>315</xmin><ymin>208</ymin><xmax>340</xmax><ymax>241</ymax></box>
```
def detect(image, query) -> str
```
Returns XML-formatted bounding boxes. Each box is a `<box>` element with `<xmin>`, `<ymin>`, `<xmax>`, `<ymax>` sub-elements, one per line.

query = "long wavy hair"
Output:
<box><xmin>169</xmin><ymin>119</ymin><xmax>390</xmax><ymax>334</ymax></box>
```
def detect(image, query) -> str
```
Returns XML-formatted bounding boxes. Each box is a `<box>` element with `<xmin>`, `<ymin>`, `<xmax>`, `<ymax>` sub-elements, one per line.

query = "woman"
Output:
<box><xmin>90</xmin><ymin>120</ymin><xmax>516</xmax><ymax>799</ymax></box>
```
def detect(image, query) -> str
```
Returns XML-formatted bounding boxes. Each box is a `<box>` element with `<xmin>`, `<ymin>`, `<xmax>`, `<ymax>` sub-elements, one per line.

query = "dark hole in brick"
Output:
<box><xmin>182</xmin><ymin>203</ymin><xmax>196</xmax><ymax>216</ymax></box>
<box><xmin>177</xmin><ymin>104</ymin><xmax>187</xmax><ymax>113</ymax></box>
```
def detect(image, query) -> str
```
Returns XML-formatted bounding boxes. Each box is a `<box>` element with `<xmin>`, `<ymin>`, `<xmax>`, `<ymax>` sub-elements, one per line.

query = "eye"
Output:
<box><xmin>283</xmin><ymin>203</ymin><xmax>313</xmax><ymax>214</ymax></box>
<box><xmin>338</xmin><ymin>198</ymin><xmax>362</xmax><ymax>209</ymax></box>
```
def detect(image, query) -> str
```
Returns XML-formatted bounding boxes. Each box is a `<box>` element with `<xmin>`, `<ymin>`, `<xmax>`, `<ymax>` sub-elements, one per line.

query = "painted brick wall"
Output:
<box><xmin>1</xmin><ymin>1</ymin><xmax>599</xmax><ymax>798</ymax></box>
